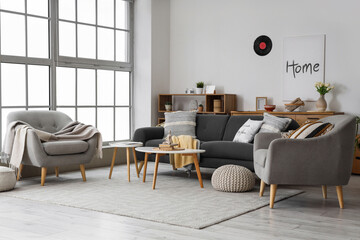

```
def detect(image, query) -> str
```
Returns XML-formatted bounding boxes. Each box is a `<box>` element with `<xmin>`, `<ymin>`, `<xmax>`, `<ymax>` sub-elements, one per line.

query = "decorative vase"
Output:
<box><xmin>195</xmin><ymin>88</ymin><xmax>203</xmax><ymax>94</ymax></box>
<box><xmin>165</xmin><ymin>104</ymin><xmax>172</xmax><ymax>111</ymax></box>
<box><xmin>316</xmin><ymin>94</ymin><xmax>327</xmax><ymax>112</ymax></box>
<box><xmin>198</xmin><ymin>106</ymin><xmax>203</xmax><ymax>112</ymax></box>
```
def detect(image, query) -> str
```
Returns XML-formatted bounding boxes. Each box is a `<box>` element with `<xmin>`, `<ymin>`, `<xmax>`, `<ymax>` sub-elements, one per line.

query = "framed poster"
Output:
<box><xmin>283</xmin><ymin>35</ymin><xmax>326</xmax><ymax>101</ymax></box>
<box><xmin>256</xmin><ymin>97</ymin><xmax>267</xmax><ymax>111</ymax></box>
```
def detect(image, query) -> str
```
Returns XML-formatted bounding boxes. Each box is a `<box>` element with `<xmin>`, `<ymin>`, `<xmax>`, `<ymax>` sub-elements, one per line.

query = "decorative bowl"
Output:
<box><xmin>264</xmin><ymin>105</ymin><xmax>276</xmax><ymax>112</ymax></box>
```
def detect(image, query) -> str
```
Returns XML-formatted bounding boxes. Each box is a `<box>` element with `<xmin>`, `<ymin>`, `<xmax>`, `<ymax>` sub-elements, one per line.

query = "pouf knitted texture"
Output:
<box><xmin>0</xmin><ymin>166</ymin><xmax>16</xmax><ymax>192</ymax></box>
<box><xmin>211</xmin><ymin>165</ymin><xmax>255</xmax><ymax>192</ymax></box>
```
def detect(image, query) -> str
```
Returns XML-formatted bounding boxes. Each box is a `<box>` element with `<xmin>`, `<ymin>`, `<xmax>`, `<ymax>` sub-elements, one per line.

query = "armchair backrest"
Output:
<box><xmin>7</xmin><ymin>110</ymin><xmax>73</xmax><ymax>133</ymax></box>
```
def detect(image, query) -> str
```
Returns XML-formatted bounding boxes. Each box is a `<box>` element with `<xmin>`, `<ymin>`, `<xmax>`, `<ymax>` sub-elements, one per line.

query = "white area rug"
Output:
<box><xmin>2</xmin><ymin>163</ymin><xmax>303</xmax><ymax>229</ymax></box>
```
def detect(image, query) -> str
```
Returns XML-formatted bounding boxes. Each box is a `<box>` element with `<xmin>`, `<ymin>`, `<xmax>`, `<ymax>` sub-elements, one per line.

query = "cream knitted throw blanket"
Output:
<box><xmin>2</xmin><ymin>121</ymin><xmax>102</xmax><ymax>169</ymax></box>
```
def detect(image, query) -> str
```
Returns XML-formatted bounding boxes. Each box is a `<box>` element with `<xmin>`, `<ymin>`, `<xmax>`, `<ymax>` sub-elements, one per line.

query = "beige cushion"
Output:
<box><xmin>211</xmin><ymin>165</ymin><xmax>255</xmax><ymax>192</ymax></box>
<box><xmin>43</xmin><ymin>140</ymin><xmax>89</xmax><ymax>156</ymax></box>
<box><xmin>0</xmin><ymin>166</ymin><xmax>16</xmax><ymax>192</ymax></box>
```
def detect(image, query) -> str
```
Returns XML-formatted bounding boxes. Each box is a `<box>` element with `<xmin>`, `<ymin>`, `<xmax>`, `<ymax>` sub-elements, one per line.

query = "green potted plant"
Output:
<box><xmin>195</xmin><ymin>81</ymin><xmax>204</xmax><ymax>94</ymax></box>
<box><xmin>314</xmin><ymin>82</ymin><xmax>334</xmax><ymax>112</ymax></box>
<box><xmin>198</xmin><ymin>104</ymin><xmax>204</xmax><ymax>112</ymax></box>
<box><xmin>165</xmin><ymin>101</ymin><xmax>172</xmax><ymax>111</ymax></box>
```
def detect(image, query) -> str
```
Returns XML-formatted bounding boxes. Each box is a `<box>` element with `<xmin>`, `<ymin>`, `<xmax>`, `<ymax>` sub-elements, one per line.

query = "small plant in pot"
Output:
<box><xmin>198</xmin><ymin>104</ymin><xmax>204</xmax><ymax>112</ymax></box>
<box><xmin>165</xmin><ymin>102</ymin><xmax>172</xmax><ymax>111</ymax></box>
<box><xmin>195</xmin><ymin>81</ymin><xmax>204</xmax><ymax>94</ymax></box>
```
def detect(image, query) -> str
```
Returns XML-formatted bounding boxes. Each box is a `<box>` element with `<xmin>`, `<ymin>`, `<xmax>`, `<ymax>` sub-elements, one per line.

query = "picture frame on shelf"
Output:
<box><xmin>205</xmin><ymin>85</ymin><xmax>216</xmax><ymax>94</ymax></box>
<box><xmin>256</xmin><ymin>97</ymin><xmax>267</xmax><ymax>111</ymax></box>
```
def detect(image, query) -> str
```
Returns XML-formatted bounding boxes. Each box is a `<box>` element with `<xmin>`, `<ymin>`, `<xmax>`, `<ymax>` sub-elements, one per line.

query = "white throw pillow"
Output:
<box><xmin>233</xmin><ymin>119</ymin><xmax>263</xmax><ymax>143</ymax></box>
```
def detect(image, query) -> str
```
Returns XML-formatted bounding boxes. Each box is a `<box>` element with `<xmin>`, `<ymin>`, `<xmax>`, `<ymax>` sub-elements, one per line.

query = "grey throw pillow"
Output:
<box><xmin>233</xmin><ymin>119</ymin><xmax>263</xmax><ymax>143</ymax></box>
<box><xmin>164</xmin><ymin>111</ymin><xmax>197</xmax><ymax>137</ymax></box>
<box><xmin>259</xmin><ymin>113</ymin><xmax>291</xmax><ymax>133</ymax></box>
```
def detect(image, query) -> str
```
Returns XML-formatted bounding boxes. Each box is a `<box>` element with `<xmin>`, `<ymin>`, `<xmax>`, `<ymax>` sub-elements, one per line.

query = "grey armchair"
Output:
<box><xmin>253</xmin><ymin>115</ymin><xmax>356</xmax><ymax>208</ymax></box>
<box><xmin>7</xmin><ymin>111</ymin><xmax>99</xmax><ymax>186</ymax></box>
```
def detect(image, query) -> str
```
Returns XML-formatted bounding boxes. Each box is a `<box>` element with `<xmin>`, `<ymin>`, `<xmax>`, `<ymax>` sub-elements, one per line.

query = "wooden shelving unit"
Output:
<box><xmin>353</xmin><ymin>135</ymin><xmax>360</xmax><ymax>174</ymax></box>
<box><xmin>158</xmin><ymin>94</ymin><xmax>236</xmax><ymax>124</ymax></box>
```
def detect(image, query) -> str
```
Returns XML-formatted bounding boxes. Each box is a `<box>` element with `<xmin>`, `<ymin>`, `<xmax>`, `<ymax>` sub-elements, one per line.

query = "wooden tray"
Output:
<box><xmin>152</xmin><ymin>147</ymin><xmax>185</xmax><ymax>151</ymax></box>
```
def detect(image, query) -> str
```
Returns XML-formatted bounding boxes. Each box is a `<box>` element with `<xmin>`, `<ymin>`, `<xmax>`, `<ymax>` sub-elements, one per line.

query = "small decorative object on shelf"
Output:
<box><xmin>189</xmin><ymin>100</ymin><xmax>198</xmax><ymax>111</ymax></box>
<box><xmin>315</xmin><ymin>82</ymin><xmax>334</xmax><ymax>112</ymax></box>
<box><xmin>256</xmin><ymin>97</ymin><xmax>267</xmax><ymax>111</ymax></box>
<box><xmin>205</xmin><ymin>85</ymin><xmax>216</xmax><ymax>94</ymax></box>
<box><xmin>198</xmin><ymin>104</ymin><xmax>204</xmax><ymax>112</ymax></box>
<box><xmin>213</xmin><ymin>99</ymin><xmax>221</xmax><ymax>112</ymax></box>
<box><xmin>264</xmin><ymin>105</ymin><xmax>276</xmax><ymax>112</ymax></box>
<box><xmin>284</xmin><ymin>97</ymin><xmax>304</xmax><ymax>112</ymax></box>
<box><xmin>195</xmin><ymin>81</ymin><xmax>204</xmax><ymax>94</ymax></box>
<box><xmin>165</xmin><ymin>102</ymin><xmax>172</xmax><ymax>111</ymax></box>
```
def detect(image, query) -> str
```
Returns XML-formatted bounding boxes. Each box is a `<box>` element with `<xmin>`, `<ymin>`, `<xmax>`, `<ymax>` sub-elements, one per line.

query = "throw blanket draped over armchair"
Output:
<box><xmin>3</xmin><ymin>121</ymin><xmax>102</xmax><ymax>169</ymax></box>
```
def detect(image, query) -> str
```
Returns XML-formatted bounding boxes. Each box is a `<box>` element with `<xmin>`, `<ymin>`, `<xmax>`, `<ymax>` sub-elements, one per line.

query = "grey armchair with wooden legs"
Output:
<box><xmin>8</xmin><ymin>111</ymin><xmax>98</xmax><ymax>186</ymax></box>
<box><xmin>253</xmin><ymin>115</ymin><xmax>356</xmax><ymax>209</ymax></box>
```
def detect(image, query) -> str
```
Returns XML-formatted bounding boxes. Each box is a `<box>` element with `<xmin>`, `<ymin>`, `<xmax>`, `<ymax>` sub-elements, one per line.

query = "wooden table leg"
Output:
<box><xmin>109</xmin><ymin>147</ymin><xmax>118</xmax><ymax>179</ymax></box>
<box><xmin>152</xmin><ymin>153</ymin><xmax>160</xmax><ymax>190</ymax></box>
<box><xmin>192</xmin><ymin>153</ymin><xmax>203</xmax><ymax>188</ymax></box>
<box><xmin>142</xmin><ymin>153</ymin><xmax>149</xmax><ymax>182</ymax></box>
<box><xmin>138</xmin><ymin>161</ymin><xmax>144</xmax><ymax>174</ymax></box>
<box><xmin>132</xmin><ymin>147</ymin><xmax>140</xmax><ymax>178</ymax></box>
<box><xmin>126</xmin><ymin>147</ymin><xmax>131</xmax><ymax>182</ymax></box>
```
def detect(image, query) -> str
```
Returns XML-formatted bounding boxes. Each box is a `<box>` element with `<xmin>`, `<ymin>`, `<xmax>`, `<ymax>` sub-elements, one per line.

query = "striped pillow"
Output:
<box><xmin>164</xmin><ymin>111</ymin><xmax>197</xmax><ymax>137</ymax></box>
<box><xmin>259</xmin><ymin>113</ymin><xmax>292</xmax><ymax>133</ymax></box>
<box><xmin>288</xmin><ymin>122</ymin><xmax>333</xmax><ymax>139</ymax></box>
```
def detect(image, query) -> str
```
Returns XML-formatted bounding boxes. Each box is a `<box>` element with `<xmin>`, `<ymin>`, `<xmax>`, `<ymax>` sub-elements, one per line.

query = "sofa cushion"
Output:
<box><xmin>43</xmin><ymin>140</ymin><xmax>89</xmax><ymax>156</ymax></box>
<box><xmin>145</xmin><ymin>139</ymin><xmax>164</xmax><ymax>147</ymax></box>
<box><xmin>233</xmin><ymin>119</ymin><xmax>263</xmax><ymax>143</ymax></box>
<box><xmin>196</xmin><ymin>115</ymin><xmax>229</xmax><ymax>141</ymax></box>
<box><xmin>254</xmin><ymin>149</ymin><xmax>268</xmax><ymax>167</ymax></box>
<box><xmin>200</xmin><ymin>141</ymin><xmax>254</xmax><ymax>161</ymax></box>
<box><xmin>259</xmin><ymin>113</ymin><xmax>291</xmax><ymax>133</ymax></box>
<box><xmin>164</xmin><ymin>111</ymin><xmax>196</xmax><ymax>137</ymax></box>
<box><xmin>222</xmin><ymin>115</ymin><xmax>264</xmax><ymax>141</ymax></box>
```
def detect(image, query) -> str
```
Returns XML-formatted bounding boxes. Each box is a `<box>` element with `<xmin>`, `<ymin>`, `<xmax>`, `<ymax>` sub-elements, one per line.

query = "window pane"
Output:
<box><xmin>28</xmin><ymin>65</ymin><xmax>49</xmax><ymax>106</ymax></box>
<box><xmin>28</xmin><ymin>17</ymin><xmax>49</xmax><ymax>58</ymax></box>
<box><xmin>98</xmin><ymin>28</ymin><xmax>114</xmax><ymax>61</ymax></box>
<box><xmin>116</xmin><ymin>0</ymin><xmax>128</xmax><ymax>29</ymax></box>
<box><xmin>77</xmin><ymin>0</ymin><xmax>95</xmax><ymax>24</ymax></box>
<box><xmin>27</xmin><ymin>0</ymin><xmax>48</xmax><ymax>17</ymax></box>
<box><xmin>0</xmin><ymin>0</ymin><xmax>24</xmax><ymax>13</ymax></box>
<box><xmin>59</xmin><ymin>21</ymin><xmax>76</xmax><ymax>57</ymax></box>
<box><xmin>78</xmin><ymin>24</ymin><xmax>96</xmax><ymax>59</ymax></box>
<box><xmin>77</xmin><ymin>69</ymin><xmax>95</xmax><ymax>105</ymax></box>
<box><xmin>98</xmin><ymin>0</ymin><xmax>114</xmax><ymax>27</ymax></box>
<box><xmin>57</xmin><ymin>108</ymin><xmax>75</xmax><ymax>120</ymax></box>
<box><xmin>116</xmin><ymin>30</ymin><xmax>127</xmax><ymax>62</ymax></box>
<box><xmin>97</xmin><ymin>108</ymin><xmax>113</xmax><ymax>141</ymax></box>
<box><xmin>77</xmin><ymin>108</ymin><xmax>96</xmax><ymax>127</ymax></box>
<box><xmin>56</xmin><ymin>67</ymin><xmax>75</xmax><ymax>105</ymax></box>
<box><xmin>58</xmin><ymin>0</ymin><xmax>75</xmax><ymax>21</ymax></box>
<box><xmin>115</xmin><ymin>107</ymin><xmax>129</xmax><ymax>140</ymax></box>
<box><xmin>97</xmin><ymin>70</ymin><xmax>114</xmax><ymax>105</ymax></box>
<box><xmin>2</xmin><ymin>108</ymin><xmax>25</xmax><ymax>143</ymax></box>
<box><xmin>115</xmin><ymin>71</ymin><xmax>129</xmax><ymax>105</ymax></box>
<box><xmin>0</xmin><ymin>13</ymin><xmax>25</xmax><ymax>56</ymax></box>
<box><xmin>1</xmin><ymin>63</ymin><xmax>26</xmax><ymax>106</ymax></box>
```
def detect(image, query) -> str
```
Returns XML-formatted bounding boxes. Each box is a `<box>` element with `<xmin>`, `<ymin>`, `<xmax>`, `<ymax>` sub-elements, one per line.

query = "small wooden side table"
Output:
<box><xmin>108</xmin><ymin>142</ymin><xmax>143</xmax><ymax>182</ymax></box>
<box><xmin>135</xmin><ymin>147</ymin><xmax>205</xmax><ymax>190</ymax></box>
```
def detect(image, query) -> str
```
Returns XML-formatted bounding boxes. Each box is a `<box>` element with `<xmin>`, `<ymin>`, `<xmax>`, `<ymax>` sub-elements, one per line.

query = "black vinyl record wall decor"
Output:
<box><xmin>254</xmin><ymin>35</ymin><xmax>272</xmax><ymax>56</ymax></box>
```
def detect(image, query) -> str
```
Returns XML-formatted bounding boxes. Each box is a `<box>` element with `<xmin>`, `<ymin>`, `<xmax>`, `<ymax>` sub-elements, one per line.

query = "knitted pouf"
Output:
<box><xmin>0</xmin><ymin>166</ymin><xmax>16</xmax><ymax>192</ymax></box>
<box><xmin>211</xmin><ymin>165</ymin><xmax>255</xmax><ymax>192</ymax></box>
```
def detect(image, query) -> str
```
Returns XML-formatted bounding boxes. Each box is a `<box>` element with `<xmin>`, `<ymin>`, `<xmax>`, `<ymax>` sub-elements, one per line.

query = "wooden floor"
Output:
<box><xmin>0</xmin><ymin>166</ymin><xmax>360</xmax><ymax>240</ymax></box>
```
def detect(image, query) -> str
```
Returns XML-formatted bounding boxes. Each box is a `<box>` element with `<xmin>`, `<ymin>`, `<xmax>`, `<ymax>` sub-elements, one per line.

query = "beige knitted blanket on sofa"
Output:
<box><xmin>2</xmin><ymin>121</ymin><xmax>102</xmax><ymax>169</ymax></box>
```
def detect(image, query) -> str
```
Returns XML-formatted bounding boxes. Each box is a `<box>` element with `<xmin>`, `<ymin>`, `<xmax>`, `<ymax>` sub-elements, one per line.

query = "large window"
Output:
<box><xmin>0</xmin><ymin>0</ymin><xmax>133</xmax><ymax>146</ymax></box>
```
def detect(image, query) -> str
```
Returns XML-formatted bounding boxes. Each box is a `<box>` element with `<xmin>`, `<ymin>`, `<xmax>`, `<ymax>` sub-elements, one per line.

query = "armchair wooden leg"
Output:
<box><xmin>321</xmin><ymin>185</ymin><xmax>327</xmax><ymax>199</ymax></box>
<box><xmin>269</xmin><ymin>184</ymin><xmax>277</xmax><ymax>209</ymax></box>
<box><xmin>259</xmin><ymin>180</ymin><xmax>265</xmax><ymax>197</ymax></box>
<box><xmin>80</xmin><ymin>164</ymin><xmax>86</xmax><ymax>182</ymax></box>
<box><xmin>336</xmin><ymin>186</ymin><xmax>344</xmax><ymax>209</ymax></box>
<box><xmin>55</xmin><ymin>167</ymin><xmax>59</xmax><ymax>177</ymax></box>
<box><xmin>41</xmin><ymin>167</ymin><xmax>47</xmax><ymax>186</ymax></box>
<box><xmin>17</xmin><ymin>164</ymin><xmax>24</xmax><ymax>181</ymax></box>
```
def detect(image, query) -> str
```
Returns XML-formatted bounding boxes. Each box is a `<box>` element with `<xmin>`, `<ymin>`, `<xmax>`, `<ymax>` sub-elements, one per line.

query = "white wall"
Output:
<box><xmin>133</xmin><ymin>0</ymin><xmax>170</xmax><ymax>131</ymax></box>
<box><xmin>169</xmin><ymin>0</ymin><xmax>360</xmax><ymax>115</ymax></box>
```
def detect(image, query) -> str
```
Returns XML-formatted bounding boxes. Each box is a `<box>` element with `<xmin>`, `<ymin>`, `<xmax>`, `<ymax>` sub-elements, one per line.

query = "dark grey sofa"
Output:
<box><xmin>133</xmin><ymin>115</ymin><xmax>299</xmax><ymax>171</ymax></box>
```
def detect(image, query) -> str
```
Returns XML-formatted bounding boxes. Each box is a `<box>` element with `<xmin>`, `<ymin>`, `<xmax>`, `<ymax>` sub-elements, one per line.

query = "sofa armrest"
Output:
<box><xmin>133</xmin><ymin>127</ymin><xmax>164</xmax><ymax>145</ymax></box>
<box><xmin>254</xmin><ymin>132</ymin><xmax>282</xmax><ymax>151</ymax></box>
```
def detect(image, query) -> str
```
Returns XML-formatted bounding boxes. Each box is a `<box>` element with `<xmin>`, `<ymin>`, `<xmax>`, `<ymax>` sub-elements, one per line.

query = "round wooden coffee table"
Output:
<box><xmin>135</xmin><ymin>147</ymin><xmax>205</xmax><ymax>190</ymax></box>
<box><xmin>108</xmin><ymin>142</ymin><xmax>143</xmax><ymax>182</ymax></box>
